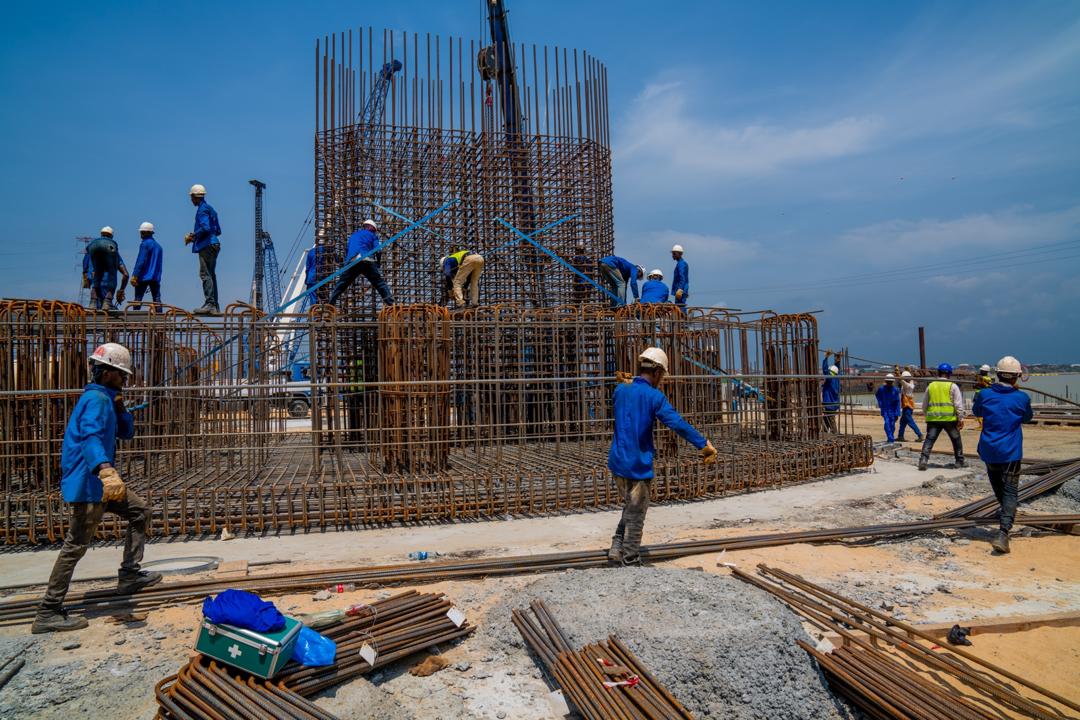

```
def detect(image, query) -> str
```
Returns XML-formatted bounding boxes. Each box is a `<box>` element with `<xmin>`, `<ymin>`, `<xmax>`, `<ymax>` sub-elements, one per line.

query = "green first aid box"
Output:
<box><xmin>194</xmin><ymin>615</ymin><xmax>302</xmax><ymax>679</ymax></box>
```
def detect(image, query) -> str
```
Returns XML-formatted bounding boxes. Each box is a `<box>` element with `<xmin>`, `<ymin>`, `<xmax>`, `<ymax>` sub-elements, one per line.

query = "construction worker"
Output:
<box><xmin>130</xmin><ymin>222</ymin><xmax>164</xmax><ymax>312</ymax></box>
<box><xmin>597</xmin><ymin>255</ymin><xmax>643</xmax><ymax>308</ymax></box>
<box><xmin>640</xmin><ymin>269</ymin><xmax>670</xmax><ymax>303</ymax></box>
<box><xmin>329</xmin><ymin>219</ymin><xmax>395</xmax><ymax>306</ymax></box>
<box><xmin>875</xmin><ymin>374</ymin><xmax>901</xmax><ymax>443</ymax></box>
<box><xmin>87</xmin><ymin>226</ymin><xmax>129</xmax><ymax>310</ymax></box>
<box><xmin>821</xmin><ymin>351</ymin><xmax>841</xmax><ymax>433</ymax></box>
<box><xmin>184</xmin><ymin>184</ymin><xmax>222</xmax><ymax>315</ymax></box>
<box><xmin>972</xmin><ymin>356</ymin><xmax>1032</xmax><ymax>554</ymax></box>
<box><xmin>440</xmin><ymin>249</ymin><xmax>485</xmax><ymax>307</ymax></box>
<box><xmin>33</xmin><ymin>343</ymin><xmax>161</xmax><ymax>633</ymax></box>
<box><xmin>607</xmin><ymin>347</ymin><xmax>717</xmax><ymax>565</ymax></box>
<box><xmin>304</xmin><ymin>242</ymin><xmax>328</xmax><ymax>304</ymax></box>
<box><xmin>918</xmin><ymin>363</ymin><xmax>965</xmax><ymax>470</ymax></box>
<box><xmin>974</xmin><ymin>364</ymin><xmax>994</xmax><ymax>430</ymax></box>
<box><xmin>670</xmin><ymin>244</ymin><xmax>689</xmax><ymax>306</ymax></box>
<box><xmin>896</xmin><ymin>370</ymin><xmax>923</xmax><ymax>442</ymax></box>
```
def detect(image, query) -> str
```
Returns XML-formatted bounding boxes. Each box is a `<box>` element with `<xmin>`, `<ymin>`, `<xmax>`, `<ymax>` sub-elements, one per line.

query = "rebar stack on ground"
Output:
<box><xmin>513</xmin><ymin>599</ymin><xmax>694</xmax><ymax>720</ymax></box>
<box><xmin>733</xmin><ymin>565</ymin><xmax>1080</xmax><ymax>720</ymax></box>
<box><xmin>936</xmin><ymin>459</ymin><xmax>1080</xmax><ymax>519</ymax></box>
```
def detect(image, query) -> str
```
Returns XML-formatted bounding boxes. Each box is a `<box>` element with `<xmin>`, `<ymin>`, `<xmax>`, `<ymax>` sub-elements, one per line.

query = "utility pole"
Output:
<box><xmin>918</xmin><ymin>326</ymin><xmax>926</xmax><ymax>370</ymax></box>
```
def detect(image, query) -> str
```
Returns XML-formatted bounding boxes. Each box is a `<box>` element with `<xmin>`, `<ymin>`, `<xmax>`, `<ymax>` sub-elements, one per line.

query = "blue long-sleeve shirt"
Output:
<box><xmin>60</xmin><ymin>383</ymin><xmax>135</xmax><ymax>502</ymax></box>
<box><xmin>599</xmin><ymin>255</ymin><xmax>640</xmax><ymax>300</ymax></box>
<box><xmin>672</xmin><ymin>258</ymin><xmax>689</xmax><ymax>300</ymax></box>
<box><xmin>82</xmin><ymin>251</ymin><xmax>93</xmax><ymax>283</ymax></box>
<box><xmin>345</xmin><ymin>228</ymin><xmax>380</xmax><ymax>261</ymax></box>
<box><xmin>640</xmin><ymin>279</ymin><xmax>670</xmax><ymax>303</ymax></box>
<box><xmin>132</xmin><ymin>235</ymin><xmax>163</xmax><ymax>283</ymax></box>
<box><xmin>973</xmin><ymin>384</ymin><xmax>1033</xmax><ymax>463</ymax></box>
<box><xmin>191</xmin><ymin>200</ymin><xmax>221</xmax><ymax>253</ymax></box>
<box><xmin>608</xmin><ymin>377</ymin><xmax>707</xmax><ymax>480</ymax></box>
<box><xmin>875</xmin><ymin>384</ymin><xmax>900</xmax><ymax>416</ymax></box>
<box><xmin>305</xmin><ymin>245</ymin><xmax>328</xmax><ymax>286</ymax></box>
<box><xmin>821</xmin><ymin>357</ymin><xmax>840</xmax><ymax>411</ymax></box>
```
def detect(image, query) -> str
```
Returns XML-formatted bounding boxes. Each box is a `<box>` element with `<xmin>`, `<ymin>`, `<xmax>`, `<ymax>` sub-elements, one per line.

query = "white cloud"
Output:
<box><xmin>642</xmin><ymin>229</ymin><xmax>759</xmax><ymax>264</ymax></box>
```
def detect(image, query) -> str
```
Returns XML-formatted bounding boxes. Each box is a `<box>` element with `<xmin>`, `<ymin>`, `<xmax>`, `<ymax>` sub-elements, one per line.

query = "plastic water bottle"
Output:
<box><xmin>408</xmin><ymin>551</ymin><xmax>429</xmax><ymax>561</ymax></box>
<box><xmin>325</xmin><ymin>583</ymin><xmax>356</xmax><ymax>593</ymax></box>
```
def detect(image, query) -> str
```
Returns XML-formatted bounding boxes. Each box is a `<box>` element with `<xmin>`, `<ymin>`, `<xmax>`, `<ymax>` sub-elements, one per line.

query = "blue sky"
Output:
<box><xmin>2</xmin><ymin>1</ymin><xmax>1078</xmax><ymax>363</ymax></box>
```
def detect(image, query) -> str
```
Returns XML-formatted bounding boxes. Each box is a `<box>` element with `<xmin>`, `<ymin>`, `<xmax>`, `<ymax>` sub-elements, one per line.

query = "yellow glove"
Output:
<box><xmin>130</xmin><ymin>276</ymin><xmax>140</xmax><ymax>287</ymax></box>
<box><xmin>98</xmin><ymin>466</ymin><xmax>126</xmax><ymax>502</ymax></box>
<box><xmin>615</xmin><ymin>371</ymin><xmax>634</xmax><ymax>384</ymax></box>
<box><xmin>701</xmin><ymin>440</ymin><xmax>717</xmax><ymax>465</ymax></box>
<box><xmin>184</xmin><ymin>232</ymin><xmax>194</xmax><ymax>245</ymax></box>
<box><xmin>675</xmin><ymin>289</ymin><xmax>684</xmax><ymax>300</ymax></box>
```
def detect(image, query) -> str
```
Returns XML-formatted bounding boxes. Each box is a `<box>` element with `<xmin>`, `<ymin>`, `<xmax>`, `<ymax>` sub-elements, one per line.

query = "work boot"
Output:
<box><xmin>607</xmin><ymin>535</ymin><xmax>624</xmax><ymax>564</ymax></box>
<box><xmin>192</xmin><ymin>304</ymin><xmax>213</xmax><ymax>315</ymax></box>
<box><xmin>954</xmin><ymin>457</ymin><xmax>966</xmax><ymax>469</ymax></box>
<box><xmin>621</xmin><ymin>553</ymin><xmax>642</xmax><ymax>567</ymax></box>
<box><xmin>117</xmin><ymin>570</ymin><xmax>163</xmax><ymax>594</ymax></box>
<box><xmin>990</xmin><ymin>531</ymin><xmax>1010</xmax><ymax>554</ymax></box>
<box><xmin>917</xmin><ymin>458</ymin><xmax>928</xmax><ymax>471</ymax></box>
<box><xmin>31</xmin><ymin>608</ymin><xmax>89</xmax><ymax>634</ymax></box>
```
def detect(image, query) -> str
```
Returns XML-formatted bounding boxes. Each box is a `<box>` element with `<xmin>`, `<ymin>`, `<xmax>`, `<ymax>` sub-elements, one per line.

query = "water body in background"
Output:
<box><xmin>847</xmin><ymin>373</ymin><xmax>1080</xmax><ymax>408</ymax></box>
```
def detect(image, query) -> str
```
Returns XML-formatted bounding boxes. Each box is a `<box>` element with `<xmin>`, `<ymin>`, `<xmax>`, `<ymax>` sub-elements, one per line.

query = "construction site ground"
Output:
<box><xmin>0</xmin><ymin>425</ymin><xmax>1077</xmax><ymax>718</ymax></box>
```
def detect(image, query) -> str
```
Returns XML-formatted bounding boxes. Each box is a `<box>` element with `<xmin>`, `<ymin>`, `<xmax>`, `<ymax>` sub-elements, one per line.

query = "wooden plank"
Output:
<box><xmin>214</xmin><ymin>559</ymin><xmax>249</xmax><ymax>578</ymax></box>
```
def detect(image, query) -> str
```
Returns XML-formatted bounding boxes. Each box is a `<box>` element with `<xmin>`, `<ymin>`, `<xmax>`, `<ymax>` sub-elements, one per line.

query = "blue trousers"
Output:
<box><xmin>329</xmin><ymin>260</ymin><xmax>394</xmax><ymax>306</ymax></box>
<box><xmin>881</xmin><ymin>412</ymin><xmax>898</xmax><ymax>442</ymax></box>
<box><xmin>897</xmin><ymin>407</ymin><xmax>922</xmax><ymax>440</ymax></box>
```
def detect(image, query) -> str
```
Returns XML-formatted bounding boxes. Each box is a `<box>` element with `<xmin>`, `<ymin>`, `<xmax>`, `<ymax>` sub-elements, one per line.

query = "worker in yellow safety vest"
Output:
<box><xmin>918</xmin><ymin>363</ymin><xmax>965</xmax><ymax>471</ymax></box>
<box><xmin>439</xmin><ymin>250</ymin><xmax>485</xmax><ymax>307</ymax></box>
<box><xmin>974</xmin><ymin>364</ymin><xmax>993</xmax><ymax>431</ymax></box>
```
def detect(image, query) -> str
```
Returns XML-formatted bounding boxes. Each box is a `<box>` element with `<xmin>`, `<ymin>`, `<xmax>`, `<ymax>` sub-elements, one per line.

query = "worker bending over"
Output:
<box><xmin>184</xmin><ymin>184</ymin><xmax>222</xmax><ymax>315</ymax></box>
<box><xmin>130</xmin><ymin>222</ymin><xmax>164</xmax><ymax>311</ymax></box>
<box><xmin>87</xmin><ymin>226</ymin><xmax>129</xmax><ymax>311</ymax></box>
<box><xmin>329</xmin><ymin>220</ymin><xmax>395</xmax><ymax>307</ymax></box>
<box><xmin>670</xmin><ymin>244</ymin><xmax>689</xmax><ymax>306</ymax></box>
<box><xmin>440</xmin><ymin>249</ymin><xmax>485</xmax><ymax>307</ymax></box>
<box><xmin>875</xmin><ymin>373</ymin><xmax>900</xmax><ymax>443</ymax></box>
<box><xmin>598</xmin><ymin>255</ymin><xmax>643</xmax><ymax>307</ymax></box>
<box><xmin>607</xmin><ymin>348</ymin><xmax>717</xmax><ymax>565</ymax></box>
<box><xmin>972</xmin><ymin>356</ymin><xmax>1032</xmax><ymax>555</ymax></box>
<box><xmin>821</xmin><ymin>351</ymin><xmax>840</xmax><ymax>432</ymax></box>
<box><xmin>33</xmin><ymin>344</ymin><xmax>161</xmax><ymax>633</ymax></box>
<box><xmin>897</xmin><ymin>370</ymin><xmax>923</xmax><ymax>442</ymax></box>
<box><xmin>640</xmin><ymin>269</ymin><xmax>670</xmax><ymax>303</ymax></box>
<box><xmin>918</xmin><ymin>363</ymin><xmax>965</xmax><ymax>470</ymax></box>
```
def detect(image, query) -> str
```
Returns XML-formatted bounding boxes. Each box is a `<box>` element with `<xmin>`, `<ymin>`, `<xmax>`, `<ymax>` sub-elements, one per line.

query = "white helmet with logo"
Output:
<box><xmin>638</xmin><ymin>347</ymin><xmax>669</xmax><ymax>372</ymax></box>
<box><xmin>90</xmin><ymin>343</ymin><xmax>134</xmax><ymax>375</ymax></box>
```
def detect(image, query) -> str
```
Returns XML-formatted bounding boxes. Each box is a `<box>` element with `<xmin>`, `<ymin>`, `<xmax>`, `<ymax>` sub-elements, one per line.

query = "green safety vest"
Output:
<box><xmin>926</xmin><ymin>380</ymin><xmax>957</xmax><ymax>422</ymax></box>
<box><xmin>449</xmin><ymin>249</ymin><xmax>470</xmax><ymax>265</ymax></box>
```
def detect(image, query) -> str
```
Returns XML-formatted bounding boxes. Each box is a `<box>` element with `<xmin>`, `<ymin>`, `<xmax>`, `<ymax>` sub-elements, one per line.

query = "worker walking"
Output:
<box><xmin>972</xmin><ymin>356</ymin><xmax>1032</xmax><ymax>554</ymax></box>
<box><xmin>597</xmin><ymin>255</ymin><xmax>643</xmax><ymax>307</ymax></box>
<box><xmin>32</xmin><ymin>344</ymin><xmax>162</xmax><ymax>633</ymax></box>
<box><xmin>875</xmin><ymin>374</ymin><xmax>901</xmax><ymax>443</ymax></box>
<box><xmin>670</xmin><ymin>244</ymin><xmax>689</xmax><ymax>306</ymax></box>
<box><xmin>918</xmin><ymin>363</ymin><xmax>965</xmax><ymax>470</ymax></box>
<box><xmin>184</xmin><ymin>184</ymin><xmax>222</xmax><ymax>315</ymax></box>
<box><xmin>130</xmin><ymin>222</ymin><xmax>164</xmax><ymax>312</ymax></box>
<box><xmin>640</xmin><ymin>269</ymin><xmax>670</xmax><ymax>303</ymax></box>
<box><xmin>896</xmin><ymin>370</ymin><xmax>923</xmax><ymax>442</ymax></box>
<box><xmin>329</xmin><ymin>219</ymin><xmax>395</xmax><ymax>306</ymax></box>
<box><xmin>607</xmin><ymin>348</ymin><xmax>717</xmax><ymax>565</ymax></box>
<box><xmin>440</xmin><ymin>249</ymin><xmax>485</xmax><ymax>307</ymax></box>
<box><xmin>87</xmin><ymin>226</ymin><xmax>129</xmax><ymax>311</ymax></box>
<box><xmin>821</xmin><ymin>351</ymin><xmax>841</xmax><ymax>433</ymax></box>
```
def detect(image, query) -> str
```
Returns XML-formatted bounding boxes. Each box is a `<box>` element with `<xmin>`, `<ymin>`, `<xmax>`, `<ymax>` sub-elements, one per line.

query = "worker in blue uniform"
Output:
<box><xmin>607</xmin><ymin>347</ymin><xmax>717</xmax><ymax>565</ymax></box>
<box><xmin>130</xmin><ymin>222</ymin><xmax>164</xmax><ymax>312</ymax></box>
<box><xmin>33</xmin><ymin>343</ymin><xmax>162</xmax><ymax>633</ymax></box>
<box><xmin>821</xmin><ymin>351</ymin><xmax>841</xmax><ymax>432</ymax></box>
<box><xmin>670</xmin><ymin>244</ymin><xmax>689</xmax><ymax>306</ymax></box>
<box><xmin>184</xmin><ymin>183</ymin><xmax>222</xmax><ymax>315</ymax></box>
<box><xmin>329</xmin><ymin>219</ymin><xmax>395</xmax><ymax>306</ymax></box>
<box><xmin>87</xmin><ymin>226</ymin><xmax>129</xmax><ymax>311</ymax></box>
<box><xmin>972</xmin><ymin>355</ymin><xmax>1032</xmax><ymax>555</ymax></box>
<box><xmin>304</xmin><ymin>240</ymin><xmax>329</xmax><ymax>304</ymax></box>
<box><xmin>875</xmin><ymin>374</ymin><xmax>901</xmax><ymax>443</ymax></box>
<box><xmin>640</xmin><ymin>269</ymin><xmax>670</xmax><ymax>303</ymax></box>
<box><xmin>597</xmin><ymin>255</ymin><xmax>643</xmax><ymax>308</ymax></box>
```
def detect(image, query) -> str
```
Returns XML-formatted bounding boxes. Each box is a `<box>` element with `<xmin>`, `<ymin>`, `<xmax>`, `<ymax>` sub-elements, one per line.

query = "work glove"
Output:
<box><xmin>701</xmin><ymin>440</ymin><xmax>718</xmax><ymax>465</ymax></box>
<box><xmin>130</xmin><ymin>276</ymin><xmax>140</xmax><ymax>287</ymax></box>
<box><xmin>675</xmin><ymin>289</ymin><xmax>683</xmax><ymax>300</ymax></box>
<box><xmin>184</xmin><ymin>232</ymin><xmax>194</xmax><ymax>245</ymax></box>
<box><xmin>98</xmin><ymin>466</ymin><xmax>126</xmax><ymax>503</ymax></box>
<box><xmin>615</xmin><ymin>371</ymin><xmax>634</xmax><ymax>384</ymax></box>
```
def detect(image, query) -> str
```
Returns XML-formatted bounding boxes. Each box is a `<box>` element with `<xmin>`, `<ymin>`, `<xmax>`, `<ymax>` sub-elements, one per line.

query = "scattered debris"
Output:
<box><xmin>410</xmin><ymin>654</ymin><xmax>451</xmax><ymax>677</ymax></box>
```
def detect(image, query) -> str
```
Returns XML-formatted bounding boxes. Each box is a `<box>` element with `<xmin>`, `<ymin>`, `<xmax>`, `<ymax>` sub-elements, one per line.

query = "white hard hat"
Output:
<box><xmin>189</xmin><ymin>183</ymin><xmax>206</xmax><ymax>196</ymax></box>
<box><xmin>979</xmin><ymin>364</ymin><xmax>992</xmax><ymax>373</ymax></box>
<box><xmin>638</xmin><ymin>347</ymin><xmax>669</xmax><ymax>372</ymax></box>
<box><xmin>635</xmin><ymin>264</ymin><xmax>645</xmax><ymax>277</ymax></box>
<box><xmin>362</xmin><ymin>219</ymin><xmax>378</xmax><ymax>230</ymax></box>
<box><xmin>996</xmin><ymin>356</ymin><xmax>1022</xmax><ymax>374</ymax></box>
<box><xmin>139</xmin><ymin>222</ymin><xmax>155</xmax><ymax>233</ymax></box>
<box><xmin>901</xmin><ymin>370</ymin><xmax>912</xmax><ymax>378</ymax></box>
<box><xmin>100</xmin><ymin>226</ymin><xmax>114</xmax><ymax>236</ymax></box>
<box><xmin>648</xmin><ymin>268</ymin><xmax>663</xmax><ymax>279</ymax></box>
<box><xmin>829</xmin><ymin>365</ymin><xmax>839</xmax><ymax>375</ymax></box>
<box><xmin>885</xmin><ymin>373</ymin><xmax>895</xmax><ymax>381</ymax></box>
<box><xmin>438</xmin><ymin>256</ymin><xmax>447</xmax><ymax>269</ymax></box>
<box><xmin>671</xmin><ymin>244</ymin><xmax>684</xmax><ymax>253</ymax></box>
<box><xmin>90</xmin><ymin>342</ymin><xmax>133</xmax><ymax>375</ymax></box>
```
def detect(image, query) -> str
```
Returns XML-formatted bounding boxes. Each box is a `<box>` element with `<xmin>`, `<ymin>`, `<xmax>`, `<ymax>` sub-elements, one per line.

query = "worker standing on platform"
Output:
<box><xmin>597</xmin><ymin>255</ymin><xmax>643</xmax><ymax>308</ymax></box>
<box><xmin>440</xmin><ymin>249</ymin><xmax>485</xmax><ymax>307</ymax></box>
<box><xmin>32</xmin><ymin>344</ymin><xmax>162</xmax><ymax>633</ymax></box>
<box><xmin>130</xmin><ymin>222</ymin><xmax>163</xmax><ymax>312</ymax></box>
<box><xmin>184</xmin><ymin>184</ymin><xmax>222</xmax><ymax>315</ymax></box>
<box><xmin>304</xmin><ymin>241</ymin><xmax>328</xmax><ymax>304</ymax></box>
<box><xmin>670</xmin><ymin>244</ymin><xmax>689</xmax><ymax>306</ymax></box>
<box><xmin>640</xmin><ymin>269</ymin><xmax>670</xmax><ymax>303</ymax></box>
<box><xmin>607</xmin><ymin>347</ymin><xmax>717</xmax><ymax>566</ymax></box>
<box><xmin>821</xmin><ymin>350</ymin><xmax>841</xmax><ymax>433</ymax></box>
<box><xmin>87</xmin><ymin>226</ymin><xmax>129</xmax><ymax>311</ymax></box>
<box><xmin>896</xmin><ymin>370</ymin><xmax>923</xmax><ymax>442</ymax></box>
<box><xmin>918</xmin><ymin>363</ymin><xmax>965</xmax><ymax>470</ymax></box>
<box><xmin>972</xmin><ymin>356</ymin><xmax>1032</xmax><ymax>554</ymax></box>
<box><xmin>329</xmin><ymin>219</ymin><xmax>395</xmax><ymax>307</ymax></box>
<box><xmin>875</xmin><ymin>374</ymin><xmax>901</xmax><ymax>443</ymax></box>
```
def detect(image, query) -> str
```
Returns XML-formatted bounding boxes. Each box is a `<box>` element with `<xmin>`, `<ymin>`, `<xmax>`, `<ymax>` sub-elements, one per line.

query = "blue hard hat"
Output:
<box><xmin>937</xmin><ymin>362</ymin><xmax>953</xmax><ymax>374</ymax></box>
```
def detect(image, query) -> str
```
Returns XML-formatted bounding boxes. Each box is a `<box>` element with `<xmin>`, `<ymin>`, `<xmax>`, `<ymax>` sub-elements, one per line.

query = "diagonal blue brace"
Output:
<box><xmin>373</xmin><ymin>200</ymin><xmax>457</xmax><ymax>249</ymax></box>
<box><xmin>492</xmin><ymin>215</ymin><xmax>623</xmax><ymax>305</ymax></box>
